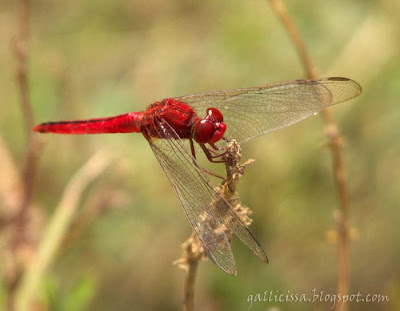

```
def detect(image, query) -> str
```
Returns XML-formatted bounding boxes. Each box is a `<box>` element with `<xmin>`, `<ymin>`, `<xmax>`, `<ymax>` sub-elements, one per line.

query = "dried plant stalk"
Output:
<box><xmin>6</xmin><ymin>0</ymin><xmax>41</xmax><ymax>310</ymax></box>
<box><xmin>12</xmin><ymin>0</ymin><xmax>39</xmax><ymax>249</ymax></box>
<box><xmin>15</xmin><ymin>151</ymin><xmax>113</xmax><ymax>311</ymax></box>
<box><xmin>175</xmin><ymin>140</ymin><xmax>255</xmax><ymax>311</ymax></box>
<box><xmin>268</xmin><ymin>0</ymin><xmax>351</xmax><ymax>309</ymax></box>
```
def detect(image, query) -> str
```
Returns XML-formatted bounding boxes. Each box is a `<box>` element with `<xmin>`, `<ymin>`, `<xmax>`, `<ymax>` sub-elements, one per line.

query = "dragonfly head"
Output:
<box><xmin>192</xmin><ymin>108</ymin><xmax>226</xmax><ymax>144</ymax></box>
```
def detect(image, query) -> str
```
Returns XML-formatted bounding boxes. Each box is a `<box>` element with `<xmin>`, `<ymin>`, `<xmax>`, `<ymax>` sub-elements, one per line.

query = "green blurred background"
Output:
<box><xmin>1</xmin><ymin>0</ymin><xmax>399</xmax><ymax>310</ymax></box>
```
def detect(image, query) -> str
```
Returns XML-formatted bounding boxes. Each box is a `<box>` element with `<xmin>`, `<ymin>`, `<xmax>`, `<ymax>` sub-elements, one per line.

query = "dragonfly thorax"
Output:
<box><xmin>192</xmin><ymin>108</ymin><xmax>226</xmax><ymax>144</ymax></box>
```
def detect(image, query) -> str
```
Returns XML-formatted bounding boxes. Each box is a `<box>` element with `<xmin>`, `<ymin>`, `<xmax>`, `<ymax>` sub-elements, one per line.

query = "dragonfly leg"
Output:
<box><xmin>200</xmin><ymin>144</ymin><xmax>228</xmax><ymax>163</ymax></box>
<box><xmin>189</xmin><ymin>139</ymin><xmax>224</xmax><ymax>179</ymax></box>
<box><xmin>209</xmin><ymin>142</ymin><xmax>220</xmax><ymax>150</ymax></box>
<box><xmin>209</xmin><ymin>141</ymin><xmax>229</xmax><ymax>152</ymax></box>
<box><xmin>206</xmin><ymin>147</ymin><xmax>229</xmax><ymax>159</ymax></box>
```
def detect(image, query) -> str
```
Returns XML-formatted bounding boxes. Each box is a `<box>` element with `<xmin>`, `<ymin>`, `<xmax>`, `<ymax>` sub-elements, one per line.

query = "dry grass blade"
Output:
<box><xmin>12</xmin><ymin>0</ymin><xmax>40</xmax><ymax>248</ymax></box>
<box><xmin>267</xmin><ymin>1</ymin><xmax>352</xmax><ymax>309</ymax></box>
<box><xmin>0</xmin><ymin>136</ymin><xmax>23</xmax><ymax>227</ymax></box>
<box><xmin>6</xmin><ymin>1</ymin><xmax>42</xmax><ymax>310</ymax></box>
<box><xmin>15</xmin><ymin>151</ymin><xmax>113</xmax><ymax>311</ymax></box>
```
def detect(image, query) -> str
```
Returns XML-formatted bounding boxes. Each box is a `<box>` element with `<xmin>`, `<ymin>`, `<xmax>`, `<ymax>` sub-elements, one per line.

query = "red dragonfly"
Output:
<box><xmin>34</xmin><ymin>77</ymin><xmax>361</xmax><ymax>275</ymax></box>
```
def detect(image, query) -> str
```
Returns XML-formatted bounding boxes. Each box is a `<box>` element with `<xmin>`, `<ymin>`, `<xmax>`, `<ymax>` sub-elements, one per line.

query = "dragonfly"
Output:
<box><xmin>34</xmin><ymin>77</ymin><xmax>362</xmax><ymax>275</ymax></box>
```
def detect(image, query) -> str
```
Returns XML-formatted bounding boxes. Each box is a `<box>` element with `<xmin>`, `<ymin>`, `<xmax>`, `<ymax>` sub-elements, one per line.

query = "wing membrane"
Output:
<box><xmin>175</xmin><ymin>77</ymin><xmax>361</xmax><ymax>143</ymax></box>
<box><xmin>144</xmin><ymin>120</ymin><xmax>268</xmax><ymax>274</ymax></box>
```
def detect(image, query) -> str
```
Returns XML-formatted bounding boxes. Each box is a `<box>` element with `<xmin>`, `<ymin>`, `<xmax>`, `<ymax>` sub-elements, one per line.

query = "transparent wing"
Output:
<box><xmin>144</xmin><ymin>120</ymin><xmax>268</xmax><ymax>275</ymax></box>
<box><xmin>175</xmin><ymin>77</ymin><xmax>362</xmax><ymax>144</ymax></box>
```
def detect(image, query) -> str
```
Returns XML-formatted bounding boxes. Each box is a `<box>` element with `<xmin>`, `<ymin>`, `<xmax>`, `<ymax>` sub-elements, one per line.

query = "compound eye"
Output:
<box><xmin>207</xmin><ymin>108</ymin><xmax>223</xmax><ymax>122</ymax></box>
<box><xmin>193</xmin><ymin>120</ymin><xmax>214</xmax><ymax>143</ymax></box>
<box><xmin>209</xmin><ymin>122</ymin><xmax>226</xmax><ymax>144</ymax></box>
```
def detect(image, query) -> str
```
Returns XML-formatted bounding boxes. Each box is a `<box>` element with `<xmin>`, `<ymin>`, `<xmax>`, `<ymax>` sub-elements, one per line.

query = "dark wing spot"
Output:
<box><xmin>327</xmin><ymin>77</ymin><xmax>350</xmax><ymax>81</ymax></box>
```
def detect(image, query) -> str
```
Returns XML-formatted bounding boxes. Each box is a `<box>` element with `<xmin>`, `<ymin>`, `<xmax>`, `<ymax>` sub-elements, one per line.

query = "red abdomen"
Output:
<box><xmin>33</xmin><ymin>99</ymin><xmax>198</xmax><ymax>138</ymax></box>
<box><xmin>33</xmin><ymin>112</ymin><xmax>143</xmax><ymax>134</ymax></box>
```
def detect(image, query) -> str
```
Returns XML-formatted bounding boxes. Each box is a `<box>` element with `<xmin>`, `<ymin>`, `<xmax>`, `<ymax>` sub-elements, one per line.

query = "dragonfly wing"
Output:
<box><xmin>175</xmin><ymin>77</ymin><xmax>361</xmax><ymax>144</ymax></box>
<box><xmin>144</xmin><ymin>119</ymin><xmax>268</xmax><ymax>274</ymax></box>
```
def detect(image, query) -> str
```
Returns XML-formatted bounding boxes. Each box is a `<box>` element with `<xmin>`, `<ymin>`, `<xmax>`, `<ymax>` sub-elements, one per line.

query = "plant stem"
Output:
<box><xmin>13</xmin><ymin>0</ymin><xmax>38</xmax><ymax>247</ymax></box>
<box><xmin>267</xmin><ymin>1</ymin><xmax>350</xmax><ymax>309</ymax></box>
<box><xmin>177</xmin><ymin>141</ymin><xmax>255</xmax><ymax>311</ymax></box>
<box><xmin>181</xmin><ymin>233</ymin><xmax>200</xmax><ymax>311</ymax></box>
<box><xmin>7</xmin><ymin>0</ymin><xmax>40</xmax><ymax>310</ymax></box>
<box><xmin>15</xmin><ymin>151</ymin><xmax>112</xmax><ymax>311</ymax></box>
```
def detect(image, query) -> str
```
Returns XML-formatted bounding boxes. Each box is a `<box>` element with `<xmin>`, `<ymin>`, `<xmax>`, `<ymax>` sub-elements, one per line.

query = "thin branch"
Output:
<box><xmin>7</xmin><ymin>0</ymin><xmax>41</xmax><ymax>310</ymax></box>
<box><xmin>177</xmin><ymin>233</ymin><xmax>202</xmax><ymax>311</ymax></box>
<box><xmin>268</xmin><ymin>0</ymin><xmax>351</xmax><ymax>309</ymax></box>
<box><xmin>175</xmin><ymin>141</ymin><xmax>255</xmax><ymax>311</ymax></box>
<box><xmin>12</xmin><ymin>0</ymin><xmax>38</xmax><ymax>245</ymax></box>
<box><xmin>15</xmin><ymin>151</ymin><xmax>113</xmax><ymax>311</ymax></box>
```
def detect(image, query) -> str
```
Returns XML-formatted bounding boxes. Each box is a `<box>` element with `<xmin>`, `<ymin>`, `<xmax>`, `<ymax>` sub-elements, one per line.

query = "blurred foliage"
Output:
<box><xmin>42</xmin><ymin>275</ymin><xmax>96</xmax><ymax>311</ymax></box>
<box><xmin>1</xmin><ymin>0</ymin><xmax>399</xmax><ymax>310</ymax></box>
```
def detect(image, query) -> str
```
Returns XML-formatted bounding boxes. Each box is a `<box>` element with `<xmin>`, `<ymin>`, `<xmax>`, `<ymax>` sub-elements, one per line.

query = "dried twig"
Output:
<box><xmin>268</xmin><ymin>1</ymin><xmax>351</xmax><ymax>309</ymax></box>
<box><xmin>12</xmin><ymin>0</ymin><xmax>39</xmax><ymax>247</ymax></box>
<box><xmin>15</xmin><ymin>151</ymin><xmax>113</xmax><ymax>311</ymax></box>
<box><xmin>176</xmin><ymin>232</ymin><xmax>202</xmax><ymax>311</ymax></box>
<box><xmin>6</xmin><ymin>0</ymin><xmax>41</xmax><ymax>309</ymax></box>
<box><xmin>175</xmin><ymin>141</ymin><xmax>255</xmax><ymax>311</ymax></box>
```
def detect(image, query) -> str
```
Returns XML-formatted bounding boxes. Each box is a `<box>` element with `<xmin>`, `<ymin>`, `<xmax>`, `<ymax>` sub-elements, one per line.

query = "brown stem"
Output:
<box><xmin>176</xmin><ymin>141</ymin><xmax>255</xmax><ymax>311</ymax></box>
<box><xmin>181</xmin><ymin>233</ymin><xmax>201</xmax><ymax>311</ymax></box>
<box><xmin>7</xmin><ymin>0</ymin><xmax>40</xmax><ymax>310</ymax></box>
<box><xmin>182</xmin><ymin>263</ymin><xmax>199</xmax><ymax>311</ymax></box>
<box><xmin>182</xmin><ymin>261</ymin><xmax>199</xmax><ymax>311</ymax></box>
<box><xmin>13</xmin><ymin>0</ymin><xmax>38</xmax><ymax>241</ymax></box>
<box><xmin>12</xmin><ymin>0</ymin><xmax>34</xmax><ymax>246</ymax></box>
<box><xmin>268</xmin><ymin>1</ymin><xmax>350</xmax><ymax>309</ymax></box>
